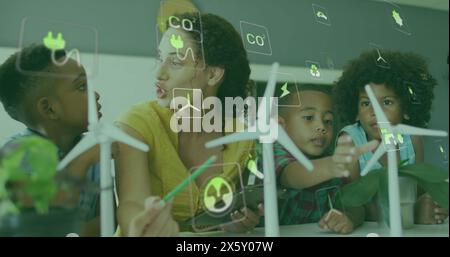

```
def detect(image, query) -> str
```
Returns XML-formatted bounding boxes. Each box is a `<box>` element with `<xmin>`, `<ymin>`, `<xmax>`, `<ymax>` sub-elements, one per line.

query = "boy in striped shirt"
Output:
<box><xmin>259</xmin><ymin>84</ymin><xmax>376</xmax><ymax>234</ymax></box>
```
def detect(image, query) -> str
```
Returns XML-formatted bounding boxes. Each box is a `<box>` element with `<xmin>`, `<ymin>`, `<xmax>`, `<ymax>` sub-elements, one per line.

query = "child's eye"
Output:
<box><xmin>361</xmin><ymin>101</ymin><xmax>371</xmax><ymax>107</ymax></box>
<box><xmin>324</xmin><ymin>119</ymin><xmax>334</xmax><ymax>126</ymax></box>
<box><xmin>171</xmin><ymin>61</ymin><xmax>182</xmax><ymax>67</ymax></box>
<box><xmin>383</xmin><ymin>99</ymin><xmax>394</xmax><ymax>106</ymax></box>
<box><xmin>303</xmin><ymin>115</ymin><xmax>313</xmax><ymax>121</ymax></box>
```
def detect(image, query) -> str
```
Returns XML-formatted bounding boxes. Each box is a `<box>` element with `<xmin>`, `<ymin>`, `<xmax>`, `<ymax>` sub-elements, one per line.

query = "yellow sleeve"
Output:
<box><xmin>116</xmin><ymin>102</ymin><xmax>156</xmax><ymax>148</ymax></box>
<box><xmin>223</xmin><ymin>139</ymin><xmax>255</xmax><ymax>184</ymax></box>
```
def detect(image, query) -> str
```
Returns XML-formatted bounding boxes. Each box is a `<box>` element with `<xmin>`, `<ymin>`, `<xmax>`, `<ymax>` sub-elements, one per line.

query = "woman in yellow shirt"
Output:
<box><xmin>114</xmin><ymin>13</ymin><xmax>258</xmax><ymax>236</ymax></box>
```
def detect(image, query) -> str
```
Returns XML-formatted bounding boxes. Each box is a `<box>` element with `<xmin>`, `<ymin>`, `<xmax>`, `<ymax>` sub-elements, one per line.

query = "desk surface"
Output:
<box><xmin>181</xmin><ymin>222</ymin><xmax>449</xmax><ymax>237</ymax></box>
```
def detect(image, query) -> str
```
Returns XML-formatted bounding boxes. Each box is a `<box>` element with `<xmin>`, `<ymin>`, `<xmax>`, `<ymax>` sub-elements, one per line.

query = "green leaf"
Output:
<box><xmin>399</xmin><ymin>159</ymin><xmax>409</xmax><ymax>167</ymax></box>
<box><xmin>399</xmin><ymin>164</ymin><xmax>448</xmax><ymax>183</ymax></box>
<box><xmin>0</xmin><ymin>167</ymin><xmax>10</xmax><ymax>199</ymax></box>
<box><xmin>23</xmin><ymin>180</ymin><xmax>58</xmax><ymax>215</ymax></box>
<box><xmin>335</xmin><ymin>162</ymin><xmax>449</xmax><ymax>227</ymax></box>
<box><xmin>0</xmin><ymin>136</ymin><xmax>59</xmax><ymax>216</ymax></box>
<box><xmin>2</xmin><ymin>150</ymin><xmax>27</xmax><ymax>181</ymax></box>
<box><xmin>337</xmin><ymin>168</ymin><xmax>383</xmax><ymax>207</ymax></box>
<box><xmin>27</xmin><ymin>146</ymin><xmax>58</xmax><ymax>180</ymax></box>
<box><xmin>0</xmin><ymin>200</ymin><xmax>20</xmax><ymax>217</ymax></box>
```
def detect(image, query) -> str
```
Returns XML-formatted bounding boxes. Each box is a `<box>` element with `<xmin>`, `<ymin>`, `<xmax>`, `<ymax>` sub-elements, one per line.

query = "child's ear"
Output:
<box><xmin>37</xmin><ymin>97</ymin><xmax>59</xmax><ymax>120</ymax></box>
<box><xmin>207</xmin><ymin>66</ymin><xmax>225</xmax><ymax>87</ymax></box>
<box><xmin>278</xmin><ymin>116</ymin><xmax>286</xmax><ymax>128</ymax></box>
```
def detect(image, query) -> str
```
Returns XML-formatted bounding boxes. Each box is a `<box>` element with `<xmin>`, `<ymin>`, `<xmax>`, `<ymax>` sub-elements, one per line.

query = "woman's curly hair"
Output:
<box><xmin>171</xmin><ymin>13</ymin><xmax>251</xmax><ymax>112</ymax></box>
<box><xmin>334</xmin><ymin>50</ymin><xmax>436</xmax><ymax>128</ymax></box>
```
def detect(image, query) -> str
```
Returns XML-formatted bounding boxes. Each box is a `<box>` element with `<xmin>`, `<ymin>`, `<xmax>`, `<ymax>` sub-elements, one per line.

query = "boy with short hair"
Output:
<box><xmin>267</xmin><ymin>84</ymin><xmax>377</xmax><ymax>234</ymax></box>
<box><xmin>0</xmin><ymin>44</ymin><xmax>101</xmax><ymax>235</ymax></box>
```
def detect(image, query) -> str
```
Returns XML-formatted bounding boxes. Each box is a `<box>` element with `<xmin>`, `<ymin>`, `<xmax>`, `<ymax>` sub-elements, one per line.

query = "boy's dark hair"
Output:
<box><xmin>334</xmin><ymin>50</ymin><xmax>436</xmax><ymax>128</ymax></box>
<box><xmin>277</xmin><ymin>83</ymin><xmax>333</xmax><ymax>116</ymax></box>
<box><xmin>0</xmin><ymin>44</ymin><xmax>66</xmax><ymax>123</ymax></box>
<box><xmin>169</xmin><ymin>13</ymin><xmax>251</xmax><ymax>112</ymax></box>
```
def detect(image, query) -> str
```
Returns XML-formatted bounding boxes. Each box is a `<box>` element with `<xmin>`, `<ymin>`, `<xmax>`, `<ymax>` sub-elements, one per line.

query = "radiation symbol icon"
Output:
<box><xmin>202</xmin><ymin>176</ymin><xmax>234</xmax><ymax>216</ymax></box>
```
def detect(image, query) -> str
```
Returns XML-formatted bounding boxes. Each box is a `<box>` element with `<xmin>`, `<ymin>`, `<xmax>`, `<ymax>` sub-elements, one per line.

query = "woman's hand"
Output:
<box><xmin>128</xmin><ymin>197</ymin><xmax>179</xmax><ymax>237</ymax></box>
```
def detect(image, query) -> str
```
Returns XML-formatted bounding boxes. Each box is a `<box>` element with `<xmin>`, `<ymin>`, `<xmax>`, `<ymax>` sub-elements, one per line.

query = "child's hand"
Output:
<box><xmin>331</xmin><ymin>135</ymin><xmax>379</xmax><ymax>178</ymax></box>
<box><xmin>415</xmin><ymin>193</ymin><xmax>448</xmax><ymax>224</ymax></box>
<box><xmin>221</xmin><ymin>204</ymin><xmax>264</xmax><ymax>233</ymax></box>
<box><xmin>319</xmin><ymin>208</ymin><xmax>354</xmax><ymax>234</ymax></box>
<box><xmin>128</xmin><ymin>197</ymin><xmax>179</xmax><ymax>237</ymax></box>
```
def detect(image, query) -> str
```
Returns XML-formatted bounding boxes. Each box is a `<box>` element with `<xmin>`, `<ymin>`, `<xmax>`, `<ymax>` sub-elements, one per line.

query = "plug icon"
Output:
<box><xmin>42</xmin><ymin>31</ymin><xmax>81</xmax><ymax>67</ymax></box>
<box><xmin>247</xmin><ymin>153</ymin><xmax>264</xmax><ymax>179</ymax></box>
<box><xmin>170</xmin><ymin>34</ymin><xmax>184</xmax><ymax>50</ymax></box>
<box><xmin>43</xmin><ymin>31</ymin><xmax>66</xmax><ymax>50</ymax></box>
<box><xmin>170</xmin><ymin>34</ymin><xmax>196</xmax><ymax>63</ymax></box>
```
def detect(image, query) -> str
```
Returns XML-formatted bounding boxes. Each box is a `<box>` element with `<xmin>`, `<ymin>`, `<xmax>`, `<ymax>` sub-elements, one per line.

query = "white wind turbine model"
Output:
<box><xmin>57</xmin><ymin>83</ymin><xmax>149</xmax><ymax>237</ymax></box>
<box><xmin>205</xmin><ymin>63</ymin><xmax>314</xmax><ymax>237</ymax></box>
<box><xmin>361</xmin><ymin>84</ymin><xmax>448</xmax><ymax>237</ymax></box>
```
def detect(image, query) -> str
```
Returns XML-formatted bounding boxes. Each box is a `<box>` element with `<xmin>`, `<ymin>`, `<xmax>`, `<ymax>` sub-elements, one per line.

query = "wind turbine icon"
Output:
<box><xmin>361</xmin><ymin>84</ymin><xmax>448</xmax><ymax>237</ymax></box>
<box><xmin>176</xmin><ymin>91</ymin><xmax>201</xmax><ymax>115</ymax></box>
<box><xmin>376</xmin><ymin>49</ymin><xmax>388</xmax><ymax>66</ymax></box>
<box><xmin>205</xmin><ymin>63</ymin><xmax>314</xmax><ymax>236</ymax></box>
<box><xmin>57</xmin><ymin>83</ymin><xmax>149</xmax><ymax>237</ymax></box>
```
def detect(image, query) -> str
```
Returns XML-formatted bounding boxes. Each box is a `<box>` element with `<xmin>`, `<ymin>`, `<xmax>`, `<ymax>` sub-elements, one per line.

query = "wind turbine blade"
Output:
<box><xmin>205</xmin><ymin>129</ymin><xmax>260</xmax><ymax>149</ymax></box>
<box><xmin>88</xmin><ymin>83</ymin><xmax>99</xmax><ymax>124</ymax></box>
<box><xmin>361</xmin><ymin>144</ymin><xmax>386</xmax><ymax>176</ymax></box>
<box><xmin>395</xmin><ymin>124</ymin><xmax>448</xmax><ymax>137</ymax></box>
<box><xmin>258</xmin><ymin>63</ymin><xmax>280</xmax><ymax>122</ymax></box>
<box><xmin>276</xmin><ymin>125</ymin><xmax>313</xmax><ymax>171</ymax></box>
<box><xmin>263</xmin><ymin>62</ymin><xmax>280</xmax><ymax>100</ymax></box>
<box><xmin>364</xmin><ymin>84</ymin><xmax>389</xmax><ymax>124</ymax></box>
<box><xmin>57</xmin><ymin>134</ymin><xmax>98</xmax><ymax>170</ymax></box>
<box><xmin>103</xmin><ymin>125</ymin><xmax>149</xmax><ymax>152</ymax></box>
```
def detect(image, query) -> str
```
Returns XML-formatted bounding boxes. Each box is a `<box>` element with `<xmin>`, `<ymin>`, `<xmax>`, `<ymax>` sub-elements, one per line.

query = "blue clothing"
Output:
<box><xmin>1</xmin><ymin>128</ymin><xmax>100</xmax><ymax>221</ymax></box>
<box><xmin>339</xmin><ymin>123</ymin><xmax>416</xmax><ymax>173</ymax></box>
